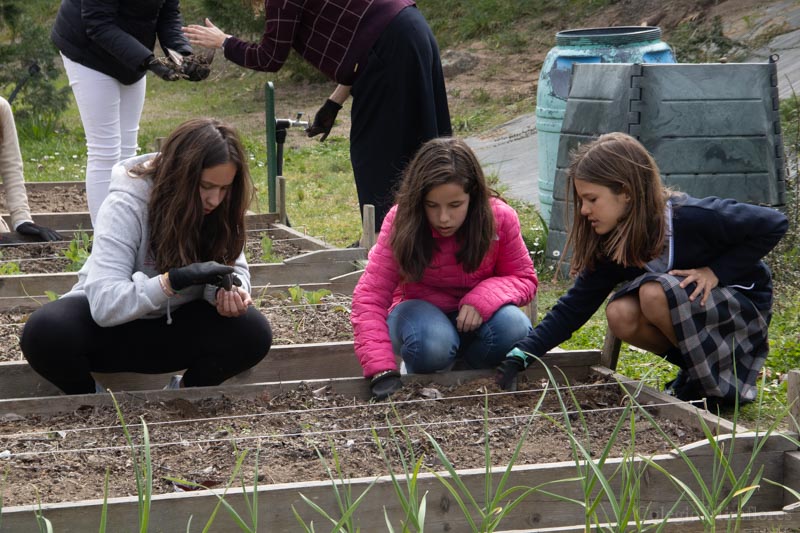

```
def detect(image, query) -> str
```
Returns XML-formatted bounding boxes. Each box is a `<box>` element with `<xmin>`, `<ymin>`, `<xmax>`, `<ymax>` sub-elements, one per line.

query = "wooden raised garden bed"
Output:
<box><xmin>1</xmin><ymin>183</ymin><xmax>798</xmax><ymax>532</ymax></box>
<box><xmin>1</xmin><ymin>357</ymin><xmax>799</xmax><ymax>531</ymax></box>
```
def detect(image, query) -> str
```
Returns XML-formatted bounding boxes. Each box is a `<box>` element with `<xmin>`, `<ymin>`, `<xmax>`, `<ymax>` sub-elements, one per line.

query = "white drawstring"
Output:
<box><xmin>165</xmin><ymin>297</ymin><xmax>173</xmax><ymax>325</ymax></box>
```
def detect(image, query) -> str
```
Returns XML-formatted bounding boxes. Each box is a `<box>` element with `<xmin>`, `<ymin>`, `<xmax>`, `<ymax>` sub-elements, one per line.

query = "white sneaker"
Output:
<box><xmin>164</xmin><ymin>375</ymin><xmax>183</xmax><ymax>390</ymax></box>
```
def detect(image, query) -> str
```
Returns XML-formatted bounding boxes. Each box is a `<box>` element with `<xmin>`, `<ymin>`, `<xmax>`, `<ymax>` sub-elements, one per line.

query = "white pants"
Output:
<box><xmin>61</xmin><ymin>54</ymin><xmax>146</xmax><ymax>224</ymax></box>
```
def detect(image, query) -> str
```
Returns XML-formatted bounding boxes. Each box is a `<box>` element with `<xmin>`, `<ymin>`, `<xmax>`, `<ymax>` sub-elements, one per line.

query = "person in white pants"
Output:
<box><xmin>60</xmin><ymin>55</ymin><xmax>146</xmax><ymax>223</ymax></box>
<box><xmin>51</xmin><ymin>0</ymin><xmax>202</xmax><ymax>224</ymax></box>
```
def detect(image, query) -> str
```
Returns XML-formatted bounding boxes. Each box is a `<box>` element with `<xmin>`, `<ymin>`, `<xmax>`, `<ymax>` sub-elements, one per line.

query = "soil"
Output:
<box><xmin>0</xmin><ymin>183</ymin><xmax>87</xmax><ymax>214</ymax></box>
<box><xmin>0</xmin><ymin>374</ymin><xmax>705</xmax><ymax>508</ymax></box>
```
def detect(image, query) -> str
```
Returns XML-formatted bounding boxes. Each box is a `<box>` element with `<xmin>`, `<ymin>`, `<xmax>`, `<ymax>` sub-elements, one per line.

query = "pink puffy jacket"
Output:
<box><xmin>351</xmin><ymin>197</ymin><xmax>538</xmax><ymax>377</ymax></box>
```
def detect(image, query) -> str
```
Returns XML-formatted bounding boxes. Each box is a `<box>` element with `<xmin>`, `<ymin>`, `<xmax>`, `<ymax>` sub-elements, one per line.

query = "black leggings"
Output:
<box><xmin>21</xmin><ymin>296</ymin><xmax>272</xmax><ymax>394</ymax></box>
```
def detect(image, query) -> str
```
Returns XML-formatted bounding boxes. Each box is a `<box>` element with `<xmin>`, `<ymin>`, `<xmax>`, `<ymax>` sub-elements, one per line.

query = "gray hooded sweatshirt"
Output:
<box><xmin>63</xmin><ymin>154</ymin><xmax>251</xmax><ymax>327</ymax></box>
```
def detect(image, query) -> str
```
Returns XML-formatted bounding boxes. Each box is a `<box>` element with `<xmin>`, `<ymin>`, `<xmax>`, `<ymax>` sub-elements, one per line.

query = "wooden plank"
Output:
<box><xmin>599</xmin><ymin>326</ymin><xmax>621</xmax><ymax>370</ymax></box>
<box><xmin>0</xmin><ymin>346</ymin><xmax>601</xmax><ymax>403</ymax></box>
<box><xmin>0</xmin><ymin>351</ymin><xmax>599</xmax><ymax>415</ymax></box>
<box><xmin>0</xmin><ymin>341</ymin><xmax>357</xmax><ymax>401</ymax></box>
<box><xmin>502</xmin><ymin>509</ymin><xmax>800</xmax><ymax>532</ymax></box>
<box><xmin>0</xmin><ymin>251</ymin><xmax>363</xmax><ymax>299</ymax></box>
<box><xmin>676</xmin><ymin>431</ymin><xmax>799</xmax><ymax>457</ymax></box>
<box><xmin>1</xmin><ymin>211</ymin><xmax>280</xmax><ymax>233</ymax></box>
<box><xmin>0</xmin><ymin>443</ymin><xmax>790</xmax><ymax>532</ymax></box>
<box><xmin>789</xmin><ymin>369</ymin><xmax>800</xmax><ymax>433</ymax></box>
<box><xmin>784</xmin><ymin>451</ymin><xmax>800</xmax><ymax>507</ymax></box>
<box><xmin>269</xmin><ymin>223</ymin><xmax>331</xmax><ymax>251</ymax></box>
<box><xmin>591</xmin><ymin>366</ymin><xmax>743</xmax><ymax>434</ymax></box>
<box><xmin>283</xmin><ymin>247</ymin><xmax>365</xmax><ymax>264</ymax></box>
<box><xmin>0</xmin><ymin>271</ymin><xmax>75</xmax><ymax>298</ymax></box>
<box><xmin>361</xmin><ymin>203</ymin><xmax>376</xmax><ymax>250</ymax></box>
<box><xmin>0</xmin><ymin>274</ymin><xmax>365</xmax><ymax>312</ymax></box>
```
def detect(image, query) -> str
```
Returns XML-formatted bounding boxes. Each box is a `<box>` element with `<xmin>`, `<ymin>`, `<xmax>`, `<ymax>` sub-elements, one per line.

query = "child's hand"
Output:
<box><xmin>215</xmin><ymin>286</ymin><xmax>252</xmax><ymax>317</ymax></box>
<box><xmin>456</xmin><ymin>304</ymin><xmax>483</xmax><ymax>332</ymax></box>
<box><xmin>669</xmin><ymin>266</ymin><xmax>719</xmax><ymax>307</ymax></box>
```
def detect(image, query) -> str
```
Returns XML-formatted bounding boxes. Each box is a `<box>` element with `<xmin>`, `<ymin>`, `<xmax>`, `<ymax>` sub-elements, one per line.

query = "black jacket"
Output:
<box><xmin>52</xmin><ymin>0</ymin><xmax>191</xmax><ymax>85</ymax></box>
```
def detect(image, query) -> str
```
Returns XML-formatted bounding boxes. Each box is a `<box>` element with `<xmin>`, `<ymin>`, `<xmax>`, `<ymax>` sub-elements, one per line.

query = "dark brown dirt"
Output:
<box><xmin>0</xmin><ymin>183</ymin><xmax>87</xmax><ymax>214</ymax></box>
<box><xmin>0</xmin><ymin>374</ymin><xmax>705</xmax><ymax>508</ymax></box>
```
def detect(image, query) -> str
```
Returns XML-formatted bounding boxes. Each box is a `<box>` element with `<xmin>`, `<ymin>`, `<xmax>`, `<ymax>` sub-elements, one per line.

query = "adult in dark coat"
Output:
<box><xmin>183</xmin><ymin>0</ymin><xmax>452</xmax><ymax>236</ymax></box>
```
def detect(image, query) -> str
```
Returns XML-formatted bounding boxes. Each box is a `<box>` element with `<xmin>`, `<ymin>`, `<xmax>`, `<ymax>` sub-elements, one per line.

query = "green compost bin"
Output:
<box><xmin>536</xmin><ymin>26</ymin><xmax>675</xmax><ymax>223</ymax></box>
<box><xmin>544</xmin><ymin>61</ymin><xmax>787</xmax><ymax>277</ymax></box>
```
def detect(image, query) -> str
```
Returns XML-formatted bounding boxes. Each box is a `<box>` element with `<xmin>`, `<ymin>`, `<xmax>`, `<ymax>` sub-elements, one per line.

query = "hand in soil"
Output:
<box><xmin>180</xmin><ymin>51</ymin><xmax>214</xmax><ymax>82</ymax></box>
<box><xmin>146</xmin><ymin>55</ymin><xmax>181</xmax><ymax>81</ymax></box>
<box><xmin>370</xmin><ymin>370</ymin><xmax>402</xmax><ymax>400</ymax></box>
<box><xmin>495</xmin><ymin>356</ymin><xmax>526</xmax><ymax>391</ymax></box>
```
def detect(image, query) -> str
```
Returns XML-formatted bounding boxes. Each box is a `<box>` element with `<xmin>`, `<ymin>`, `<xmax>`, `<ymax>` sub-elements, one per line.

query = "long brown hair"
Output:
<box><xmin>132</xmin><ymin>118</ymin><xmax>253</xmax><ymax>271</ymax></box>
<box><xmin>391</xmin><ymin>137</ymin><xmax>497</xmax><ymax>281</ymax></box>
<box><xmin>567</xmin><ymin>132</ymin><xmax>668</xmax><ymax>273</ymax></box>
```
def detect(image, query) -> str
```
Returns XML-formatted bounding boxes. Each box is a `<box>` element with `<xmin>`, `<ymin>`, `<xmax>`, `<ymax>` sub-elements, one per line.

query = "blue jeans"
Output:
<box><xmin>387</xmin><ymin>300</ymin><xmax>533</xmax><ymax>373</ymax></box>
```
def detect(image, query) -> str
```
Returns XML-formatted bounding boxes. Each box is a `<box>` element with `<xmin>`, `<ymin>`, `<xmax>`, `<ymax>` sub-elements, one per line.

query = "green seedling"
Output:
<box><xmin>539</xmin><ymin>361</ymin><xmax>677</xmax><ymax>532</ymax></box>
<box><xmin>0</xmin><ymin>261</ymin><xmax>20</xmax><ymax>275</ymax></box>
<box><xmin>260</xmin><ymin>233</ymin><xmax>282</xmax><ymax>263</ymax></box>
<box><xmin>293</xmin><ymin>439</ymin><xmax>377</xmax><ymax>532</ymax></box>
<box><xmin>166</xmin><ymin>447</ymin><xmax>260</xmax><ymax>533</ymax></box>
<box><xmin>287</xmin><ymin>285</ymin><xmax>331</xmax><ymax>307</ymax></box>
<box><xmin>424</xmin><ymin>390</ymin><xmax>580</xmax><ymax>532</ymax></box>
<box><xmin>109</xmin><ymin>392</ymin><xmax>153</xmax><ymax>533</ymax></box>
<box><xmin>34</xmin><ymin>492</ymin><xmax>53</xmax><ymax>533</ymax></box>
<box><xmin>63</xmin><ymin>230</ymin><xmax>92</xmax><ymax>272</ymax></box>
<box><xmin>372</xmin><ymin>406</ymin><xmax>429</xmax><ymax>532</ymax></box>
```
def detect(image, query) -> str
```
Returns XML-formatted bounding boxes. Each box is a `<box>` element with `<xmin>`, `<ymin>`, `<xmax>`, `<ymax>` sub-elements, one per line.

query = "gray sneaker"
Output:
<box><xmin>164</xmin><ymin>375</ymin><xmax>183</xmax><ymax>390</ymax></box>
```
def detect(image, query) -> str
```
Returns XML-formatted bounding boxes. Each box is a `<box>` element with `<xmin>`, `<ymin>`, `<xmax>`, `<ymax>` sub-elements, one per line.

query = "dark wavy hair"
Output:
<box><xmin>391</xmin><ymin>137</ymin><xmax>497</xmax><ymax>281</ymax></box>
<box><xmin>131</xmin><ymin>118</ymin><xmax>253</xmax><ymax>271</ymax></box>
<box><xmin>567</xmin><ymin>132</ymin><xmax>668</xmax><ymax>274</ymax></box>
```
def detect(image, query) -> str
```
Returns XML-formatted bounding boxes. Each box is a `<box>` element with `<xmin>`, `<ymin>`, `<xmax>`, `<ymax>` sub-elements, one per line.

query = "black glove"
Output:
<box><xmin>217</xmin><ymin>272</ymin><xmax>242</xmax><ymax>291</ymax></box>
<box><xmin>305</xmin><ymin>99</ymin><xmax>342</xmax><ymax>141</ymax></box>
<box><xmin>180</xmin><ymin>54</ymin><xmax>212</xmax><ymax>82</ymax></box>
<box><xmin>495</xmin><ymin>348</ymin><xmax>531</xmax><ymax>391</ymax></box>
<box><xmin>168</xmin><ymin>261</ymin><xmax>234</xmax><ymax>291</ymax></box>
<box><xmin>16</xmin><ymin>221</ymin><xmax>63</xmax><ymax>242</ymax></box>
<box><xmin>370</xmin><ymin>370</ymin><xmax>402</xmax><ymax>400</ymax></box>
<box><xmin>146</xmin><ymin>56</ymin><xmax>180</xmax><ymax>81</ymax></box>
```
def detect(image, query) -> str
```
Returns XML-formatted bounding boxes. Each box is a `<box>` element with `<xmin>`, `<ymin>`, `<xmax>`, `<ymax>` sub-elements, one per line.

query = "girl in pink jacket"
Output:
<box><xmin>351</xmin><ymin>138</ymin><xmax>539</xmax><ymax>399</ymax></box>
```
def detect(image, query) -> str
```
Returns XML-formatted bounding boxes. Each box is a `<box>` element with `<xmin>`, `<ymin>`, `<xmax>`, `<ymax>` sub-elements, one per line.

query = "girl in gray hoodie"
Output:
<box><xmin>21</xmin><ymin>118</ymin><xmax>272</xmax><ymax>394</ymax></box>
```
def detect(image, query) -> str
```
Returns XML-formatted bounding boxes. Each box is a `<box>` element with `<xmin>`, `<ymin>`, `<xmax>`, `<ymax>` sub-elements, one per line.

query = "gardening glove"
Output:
<box><xmin>306</xmin><ymin>99</ymin><xmax>341</xmax><ymax>141</ymax></box>
<box><xmin>370</xmin><ymin>370</ymin><xmax>402</xmax><ymax>400</ymax></box>
<box><xmin>217</xmin><ymin>272</ymin><xmax>242</xmax><ymax>291</ymax></box>
<box><xmin>16</xmin><ymin>221</ymin><xmax>63</xmax><ymax>242</ymax></box>
<box><xmin>145</xmin><ymin>55</ymin><xmax>180</xmax><ymax>81</ymax></box>
<box><xmin>495</xmin><ymin>347</ymin><xmax>531</xmax><ymax>391</ymax></box>
<box><xmin>180</xmin><ymin>53</ymin><xmax>212</xmax><ymax>81</ymax></box>
<box><xmin>168</xmin><ymin>261</ymin><xmax>234</xmax><ymax>291</ymax></box>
